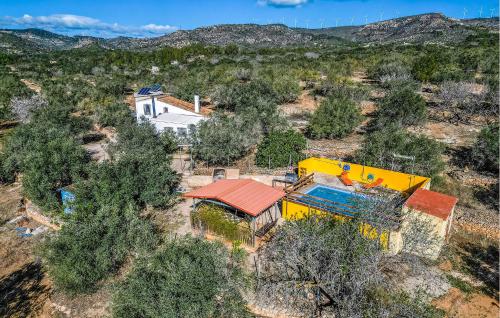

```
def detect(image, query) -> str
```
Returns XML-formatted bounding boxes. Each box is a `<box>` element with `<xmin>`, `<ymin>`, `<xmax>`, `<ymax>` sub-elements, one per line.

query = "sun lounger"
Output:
<box><xmin>340</xmin><ymin>171</ymin><xmax>353</xmax><ymax>186</ymax></box>
<box><xmin>363</xmin><ymin>178</ymin><xmax>383</xmax><ymax>189</ymax></box>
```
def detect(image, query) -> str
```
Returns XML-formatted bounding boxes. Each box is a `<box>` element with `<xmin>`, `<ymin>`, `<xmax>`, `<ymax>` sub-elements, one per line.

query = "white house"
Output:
<box><xmin>134</xmin><ymin>85</ymin><xmax>210</xmax><ymax>137</ymax></box>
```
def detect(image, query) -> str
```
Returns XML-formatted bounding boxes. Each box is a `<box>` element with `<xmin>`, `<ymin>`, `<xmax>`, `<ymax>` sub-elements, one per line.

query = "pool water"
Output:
<box><xmin>299</xmin><ymin>184</ymin><xmax>371</xmax><ymax>216</ymax></box>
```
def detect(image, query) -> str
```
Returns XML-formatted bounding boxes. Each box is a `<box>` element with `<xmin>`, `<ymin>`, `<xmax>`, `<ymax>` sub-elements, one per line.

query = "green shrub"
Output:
<box><xmin>191</xmin><ymin>112</ymin><xmax>261</xmax><ymax>165</ymax></box>
<box><xmin>255</xmin><ymin>129</ymin><xmax>306</xmax><ymax>168</ymax></box>
<box><xmin>42</xmin><ymin>121</ymin><xmax>179</xmax><ymax>293</ymax></box>
<box><xmin>353</xmin><ymin>127</ymin><xmax>445</xmax><ymax>177</ymax></box>
<box><xmin>112</xmin><ymin>236</ymin><xmax>250</xmax><ymax>318</ymax></box>
<box><xmin>96</xmin><ymin>102</ymin><xmax>133</xmax><ymax>128</ymax></box>
<box><xmin>471</xmin><ymin>123</ymin><xmax>499</xmax><ymax>173</ymax></box>
<box><xmin>306</xmin><ymin>96</ymin><xmax>362</xmax><ymax>139</ymax></box>
<box><xmin>211</xmin><ymin>80</ymin><xmax>277</xmax><ymax>112</ymax></box>
<box><xmin>0</xmin><ymin>104</ymin><xmax>90</xmax><ymax>210</ymax></box>
<box><xmin>272</xmin><ymin>76</ymin><xmax>301</xmax><ymax>104</ymax></box>
<box><xmin>375</xmin><ymin>86</ymin><xmax>427</xmax><ymax>128</ymax></box>
<box><xmin>42</xmin><ymin>203</ymin><xmax>156</xmax><ymax>294</ymax></box>
<box><xmin>193</xmin><ymin>204</ymin><xmax>251</xmax><ymax>242</ymax></box>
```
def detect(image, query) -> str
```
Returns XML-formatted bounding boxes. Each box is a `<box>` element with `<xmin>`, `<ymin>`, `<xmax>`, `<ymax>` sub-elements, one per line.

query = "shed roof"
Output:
<box><xmin>183</xmin><ymin>179</ymin><xmax>285</xmax><ymax>217</ymax></box>
<box><xmin>404</xmin><ymin>188</ymin><xmax>458</xmax><ymax>220</ymax></box>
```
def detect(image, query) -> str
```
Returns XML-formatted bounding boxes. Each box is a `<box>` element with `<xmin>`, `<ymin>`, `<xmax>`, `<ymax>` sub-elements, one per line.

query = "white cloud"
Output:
<box><xmin>0</xmin><ymin>14</ymin><xmax>178</xmax><ymax>38</ymax></box>
<box><xmin>259</xmin><ymin>0</ymin><xmax>309</xmax><ymax>7</ymax></box>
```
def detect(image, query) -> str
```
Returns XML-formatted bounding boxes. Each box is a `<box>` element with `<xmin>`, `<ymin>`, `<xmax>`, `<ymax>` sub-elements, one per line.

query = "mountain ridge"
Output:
<box><xmin>1</xmin><ymin>13</ymin><xmax>498</xmax><ymax>53</ymax></box>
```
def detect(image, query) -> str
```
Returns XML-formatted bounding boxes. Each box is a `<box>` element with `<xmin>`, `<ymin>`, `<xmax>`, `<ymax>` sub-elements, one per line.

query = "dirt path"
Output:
<box><xmin>20</xmin><ymin>79</ymin><xmax>42</xmax><ymax>94</ymax></box>
<box><xmin>0</xmin><ymin>184</ymin><xmax>53</xmax><ymax>318</ymax></box>
<box><xmin>433</xmin><ymin>288</ymin><xmax>499</xmax><ymax>318</ymax></box>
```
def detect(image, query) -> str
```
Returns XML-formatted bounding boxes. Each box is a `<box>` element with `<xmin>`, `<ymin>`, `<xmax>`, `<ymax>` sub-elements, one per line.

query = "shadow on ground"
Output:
<box><xmin>0</xmin><ymin>261</ymin><xmax>51</xmax><ymax>317</ymax></box>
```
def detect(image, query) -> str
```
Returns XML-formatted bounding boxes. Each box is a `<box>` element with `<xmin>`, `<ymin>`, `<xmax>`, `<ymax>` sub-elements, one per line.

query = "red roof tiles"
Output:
<box><xmin>158</xmin><ymin>95</ymin><xmax>212</xmax><ymax>116</ymax></box>
<box><xmin>183</xmin><ymin>179</ymin><xmax>285</xmax><ymax>217</ymax></box>
<box><xmin>404</xmin><ymin>188</ymin><xmax>458</xmax><ymax>220</ymax></box>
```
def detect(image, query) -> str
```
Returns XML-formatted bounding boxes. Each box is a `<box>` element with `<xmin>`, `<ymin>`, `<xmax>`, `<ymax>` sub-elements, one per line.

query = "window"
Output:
<box><xmin>177</xmin><ymin>127</ymin><xmax>188</xmax><ymax>137</ymax></box>
<box><xmin>188</xmin><ymin>124</ymin><xmax>196</xmax><ymax>134</ymax></box>
<box><xmin>163</xmin><ymin>107</ymin><xmax>168</xmax><ymax>113</ymax></box>
<box><xmin>164</xmin><ymin>127</ymin><xmax>174</xmax><ymax>133</ymax></box>
<box><xmin>143</xmin><ymin>104</ymin><xmax>151</xmax><ymax>116</ymax></box>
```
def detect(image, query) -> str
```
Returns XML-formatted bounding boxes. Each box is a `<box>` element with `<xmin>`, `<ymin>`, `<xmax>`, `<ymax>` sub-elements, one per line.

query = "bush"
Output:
<box><xmin>313</xmin><ymin>82</ymin><xmax>369</xmax><ymax>102</ymax></box>
<box><xmin>42</xmin><ymin>203</ymin><xmax>157</xmax><ymax>294</ymax></box>
<box><xmin>272</xmin><ymin>76</ymin><xmax>300</xmax><ymax>104</ymax></box>
<box><xmin>112</xmin><ymin>236</ymin><xmax>250</xmax><ymax>318</ymax></box>
<box><xmin>191</xmin><ymin>112</ymin><xmax>261</xmax><ymax>165</ymax></box>
<box><xmin>42</xmin><ymin>121</ymin><xmax>179</xmax><ymax>293</ymax></box>
<box><xmin>353</xmin><ymin>127</ymin><xmax>445</xmax><ymax>177</ymax></box>
<box><xmin>471</xmin><ymin>124</ymin><xmax>499</xmax><ymax>173</ymax></box>
<box><xmin>374</xmin><ymin>86</ymin><xmax>426</xmax><ymax>128</ymax></box>
<box><xmin>0</xmin><ymin>104</ymin><xmax>90</xmax><ymax>210</ymax></box>
<box><xmin>96</xmin><ymin>102</ymin><xmax>133</xmax><ymax>128</ymax></box>
<box><xmin>255</xmin><ymin>129</ymin><xmax>306</xmax><ymax>168</ymax></box>
<box><xmin>210</xmin><ymin>80</ymin><xmax>277</xmax><ymax>112</ymax></box>
<box><xmin>306</xmin><ymin>97</ymin><xmax>362</xmax><ymax>139</ymax></box>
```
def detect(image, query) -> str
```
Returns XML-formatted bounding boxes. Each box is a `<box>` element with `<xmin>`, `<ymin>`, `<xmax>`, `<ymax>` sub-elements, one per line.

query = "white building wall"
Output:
<box><xmin>135</xmin><ymin>95</ymin><xmax>205</xmax><ymax>135</ymax></box>
<box><xmin>135</xmin><ymin>96</ymin><xmax>203</xmax><ymax>119</ymax></box>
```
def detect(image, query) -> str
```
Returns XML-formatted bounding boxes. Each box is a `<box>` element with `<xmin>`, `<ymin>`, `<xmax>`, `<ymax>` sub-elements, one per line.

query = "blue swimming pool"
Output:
<box><xmin>299</xmin><ymin>184</ymin><xmax>371</xmax><ymax>217</ymax></box>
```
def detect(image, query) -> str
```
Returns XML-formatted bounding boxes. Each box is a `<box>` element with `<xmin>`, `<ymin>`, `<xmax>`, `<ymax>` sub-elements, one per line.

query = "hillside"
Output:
<box><xmin>0</xmin><ymin>13</ymin><xmax>498</xmax><ymax>53</ymax></box>
<box><xmin>301</xmin><ymin>13</ymin><xmax>499</xmax><ymax>43</ymax></box>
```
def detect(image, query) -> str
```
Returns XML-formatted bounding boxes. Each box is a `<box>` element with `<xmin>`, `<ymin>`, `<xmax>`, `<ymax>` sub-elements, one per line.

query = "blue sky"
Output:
<box><xmin>0</xmin><ymin>0</ymin><xmax>498</xmax><ymax>38</ymax></box>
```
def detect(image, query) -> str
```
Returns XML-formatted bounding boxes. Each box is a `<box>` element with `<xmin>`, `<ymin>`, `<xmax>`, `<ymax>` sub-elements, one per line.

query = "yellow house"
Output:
<box><xmin>281</xmin><ymin>157</ymin><xmax>457</xmax><ymax>259</ymax></box>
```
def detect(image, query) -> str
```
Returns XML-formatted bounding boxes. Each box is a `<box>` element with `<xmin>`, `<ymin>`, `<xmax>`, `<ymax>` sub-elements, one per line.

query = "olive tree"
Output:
<box><xmin>353</xmin><ymin>127</ymin><xmax>445</xmax><ymax>178</ymax></box>
<box><xmin>470</xmin><ymin>123</ymin><xmax>499</xmax><ymax>173</ymax></box>
<box><xmin>255</xmin><ymin>214</ymin><xmax>444</xmax><ymax>318</ymax></box>
<box><xmin>10</xmin><ymin>95</ymin><xmax>48</xmax><ymax>123</ymax></box>
<box><xmin>374</xmin><ymin>87</ymin><xmax>427</xmax><ymax>128</ymax></box>
<box><xmin>306</xmin><ymin>97</ymin><xmax>363</xmax><ymax>139</ymax></box>
<box><xmin>255</xmin><ymin>129</ymin><xmax>306</xmax><ymax>168</ymax></box>
<box><xmin>112</xmin><ymin>236</ymin><xmax>251</xmax><ymax>318</ymax></box>
<box><xmin>191</xmin><ymin>112</ymin><xmax>262</xmax><ymax>165</ymax></box>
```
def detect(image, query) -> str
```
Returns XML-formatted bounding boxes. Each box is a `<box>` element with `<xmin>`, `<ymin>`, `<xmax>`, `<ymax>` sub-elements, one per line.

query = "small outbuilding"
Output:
<box><xmin>184</xmin><ymin>179</ymin><xmax>285</xmax><ymax>247</ymax></box>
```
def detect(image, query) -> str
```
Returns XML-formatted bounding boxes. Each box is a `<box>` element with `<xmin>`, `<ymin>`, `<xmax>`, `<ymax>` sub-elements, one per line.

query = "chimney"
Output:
<box><xmin>194</xmin><ymin>95</ymin><xmax>200</xmax><ymax>114</ymax></box>
<box><xmin>151</xmin><ymin>96</ymin><xmax>157</xmax><ymax>118</ymax></box>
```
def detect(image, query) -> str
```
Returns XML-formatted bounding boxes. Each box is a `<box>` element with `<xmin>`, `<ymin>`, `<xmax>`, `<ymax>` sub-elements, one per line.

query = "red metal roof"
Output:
<box><xmin>183</xmin><ymin>179</ymin><xmax>285</xmax><ymax>217</ymax></box>
<box><xmin>404</xmin><ymin>188</ymin><xmax>458</xmax><ymax>220</ymax></box>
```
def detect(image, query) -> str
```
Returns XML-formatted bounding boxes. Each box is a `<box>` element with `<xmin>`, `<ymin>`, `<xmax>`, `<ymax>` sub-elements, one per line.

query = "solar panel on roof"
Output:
<box><xmin>150</xmin><ymin>84</ymin><xmax>161</xmax><ymax>92</ymax></box>
<box><xmin>138</xmin><ymin>87</ymin><xmax>151</xmax><ymax>95</ymax></box>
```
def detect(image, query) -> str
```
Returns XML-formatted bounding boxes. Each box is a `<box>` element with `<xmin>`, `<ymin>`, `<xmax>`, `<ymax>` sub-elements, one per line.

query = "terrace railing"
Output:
<box><xmin>285</xmin><ymin>191</ymin><xmax>402</xmax><ymax>230</ymax></box>
<box><xmin>285</xmin><ymin>173</ymin><xmax>315</xmax><ymax>193</ymax></box>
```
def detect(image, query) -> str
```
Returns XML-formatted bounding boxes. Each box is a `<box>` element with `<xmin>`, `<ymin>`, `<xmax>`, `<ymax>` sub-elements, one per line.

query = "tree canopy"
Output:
<box><xmin>255</xmin><ymin>129</ymin><xmax>306</xmax><ymax>168</ymax></box>
<box><xmin>112</xmin><ymin>236</ymin><xmax>250</xmax><ymax>318</ymax></box>
<box><xmin>306</xmin><ymin>96</ymin><xmax>362</xmax><ymax>139</ymax></box>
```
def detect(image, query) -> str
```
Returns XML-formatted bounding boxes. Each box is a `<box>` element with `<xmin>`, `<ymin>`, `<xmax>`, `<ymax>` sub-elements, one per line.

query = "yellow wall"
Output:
<box><xmin>282</xmin><ymin>200</ymin><xmax>389</xmax><ymax>249</ymax></box>
<box><xmin>298</xmin><ymin>157</ymin><xmax>431</xmax><ymax>194</ymax></box>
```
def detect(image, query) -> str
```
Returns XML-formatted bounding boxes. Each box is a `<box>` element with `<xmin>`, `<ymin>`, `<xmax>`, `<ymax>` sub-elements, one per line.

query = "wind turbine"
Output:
<box><xmin>364</xmin><ymin>15</ymin><xmax>368</xmax><ymax>24</ymax></box>
<box><xmin>350</xmin><ymin>17</ymin><xmax>355</xmax><ymax>26</ymax></box>
<box><xmin>379</xmin><ymin>12</ymin><xmax>384</xmax><ymax>22</ymax></box>
<box><xmin>294</xmin><ymin>18</ymin><xmax>297</xmax><ymax>28</ymax></box>
<box><xmin>490</xmin><ymin>8</ymin><xmax>495</xmax><ymax>18</ymax></box>
<box><xmin>306</xmin><ymin>19</ymin><xmax>310</xmax><ymax>28</ymax></box>
<box><xmin>479</xmin><ymin>6</ymin><xmax>483</xmax><ymax>18</ymax></box>
<box><xmin>463</xmin><ymin>7</ymin><xmax>468</xmax><ymax>19</ymax></box>
<box><xmin>336</xmin><ymin>18</ymin><xmax>339</xmax><ymax>27</ymax></box>
<box><xmin>320</xmin><ymin>18</ymin><xmax>325</xmax><ymax>28</ymax></box>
